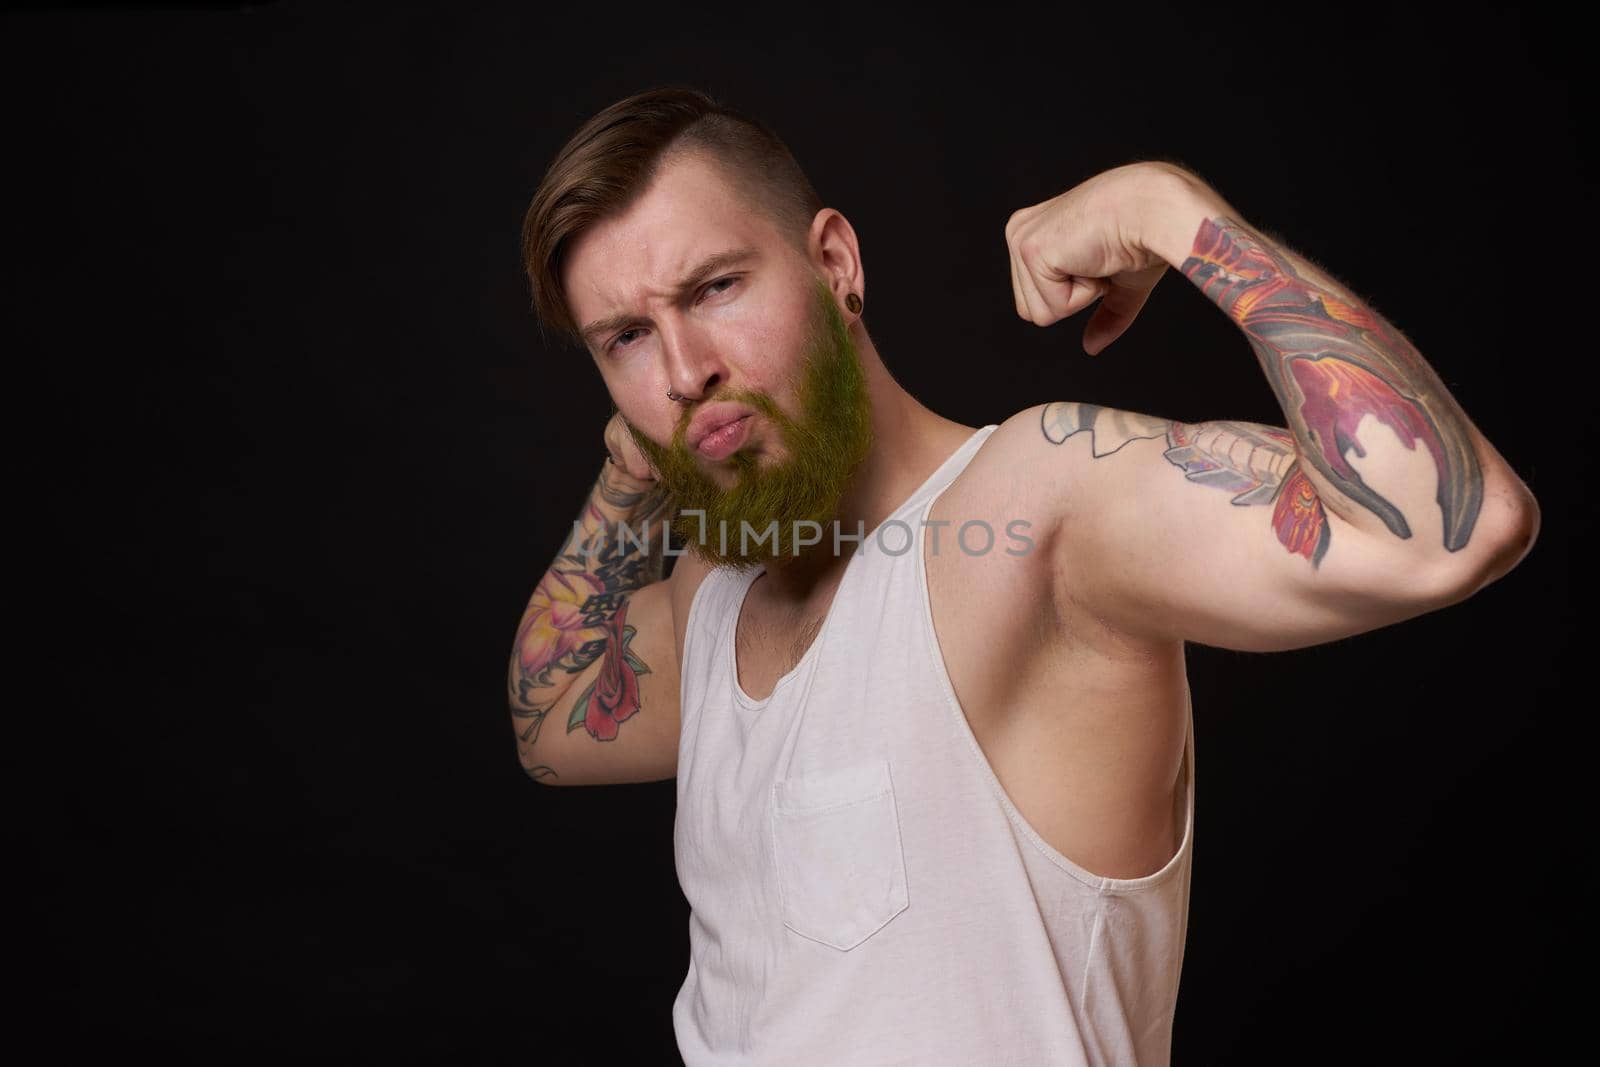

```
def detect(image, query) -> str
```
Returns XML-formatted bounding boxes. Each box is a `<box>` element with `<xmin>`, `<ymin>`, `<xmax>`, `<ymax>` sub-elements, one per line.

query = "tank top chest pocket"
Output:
<box><xmin>769</xmin><ymin>757</ymin><xmax>910</xmax><ymax>951</ymax></box>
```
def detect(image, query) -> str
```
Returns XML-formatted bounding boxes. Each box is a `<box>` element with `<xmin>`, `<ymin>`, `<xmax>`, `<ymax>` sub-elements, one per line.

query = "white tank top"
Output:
<box><xmin>672</xmin><ymin>423</ymin><xmax>1196</xmax><ymax>1065</ymax></box>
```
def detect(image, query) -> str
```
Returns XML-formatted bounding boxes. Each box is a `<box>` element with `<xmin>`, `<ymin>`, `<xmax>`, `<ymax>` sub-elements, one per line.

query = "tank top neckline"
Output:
<box><xmin>726</xmin><ymin>424</ymin><xmax>998</xmax><ymax>710</ymax></box>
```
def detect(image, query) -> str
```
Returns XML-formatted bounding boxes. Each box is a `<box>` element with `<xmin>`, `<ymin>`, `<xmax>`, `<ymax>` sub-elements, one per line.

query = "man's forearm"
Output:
<box><xmin>507</xmin><ymin>459</ymin><xmax>671</xmax><ymax>758</ymax></box>
<box><xmin>1136</xmin><ymin>168</ymin><xmax>1538</xmax><ymax>586</ymax></box>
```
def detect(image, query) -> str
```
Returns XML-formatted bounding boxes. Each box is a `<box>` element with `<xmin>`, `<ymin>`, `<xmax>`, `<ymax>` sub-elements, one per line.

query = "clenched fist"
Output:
<box><xmin>1005</xmin><ymin>162</ymin><xmax>1191</xmax><ymax>356</ymax></box>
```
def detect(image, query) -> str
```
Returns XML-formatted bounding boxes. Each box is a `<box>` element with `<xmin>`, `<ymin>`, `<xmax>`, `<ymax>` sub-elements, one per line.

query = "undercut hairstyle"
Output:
<box><xmin>521</xmin><ymin>86</ymin><xmax>825</xmax><ymax>350</ymax></box>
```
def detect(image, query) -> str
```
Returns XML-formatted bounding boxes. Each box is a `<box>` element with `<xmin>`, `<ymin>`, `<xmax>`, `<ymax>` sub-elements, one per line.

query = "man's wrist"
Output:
<box><xmin>598</xmin><ymin>455</ymin><xmax>665</xmax><ymax>508</ymax></box>
<box><xmin>1132</xmin><ymin>165</ymin><xmax>1229</xmax><ymax>269</ymax></box>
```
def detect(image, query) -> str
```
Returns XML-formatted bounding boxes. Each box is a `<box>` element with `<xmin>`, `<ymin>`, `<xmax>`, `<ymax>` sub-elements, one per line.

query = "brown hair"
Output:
<box><xmin>521</xmin><ymin>86</ymin><xmax>825</xmax><ymax>350</ymax></box>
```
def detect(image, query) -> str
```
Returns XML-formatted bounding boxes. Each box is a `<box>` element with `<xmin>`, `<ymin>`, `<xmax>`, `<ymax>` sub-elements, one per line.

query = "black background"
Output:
<box><xmin>17</xmin><ymin>3</ymin><xmax>1590</xmax><ymax>1063</ymax></box>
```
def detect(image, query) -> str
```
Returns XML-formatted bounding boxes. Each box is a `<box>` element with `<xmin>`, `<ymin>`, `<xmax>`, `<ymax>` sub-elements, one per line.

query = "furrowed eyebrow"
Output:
<box><xmin>579</xmin><ymin>246</ymin><xmax>760</xmax><ymax>346</ymax></box>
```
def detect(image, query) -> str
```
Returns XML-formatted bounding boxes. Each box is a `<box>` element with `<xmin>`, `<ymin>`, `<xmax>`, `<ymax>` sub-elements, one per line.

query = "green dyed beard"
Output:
<box><xmin>624</xmin><ymin>275</ymin><xmax>874</xmax><ymax>571</ymax></box>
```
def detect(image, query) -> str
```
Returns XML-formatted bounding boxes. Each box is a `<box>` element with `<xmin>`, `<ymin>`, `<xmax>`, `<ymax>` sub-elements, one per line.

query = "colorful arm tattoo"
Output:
<box><xmin>1178</xmin><ymin>217</ymin><xmax>1483</xmax><ymax>553</ymax></box>
<box><xmin>509</xmin><ymin>462</ymin><xmax>671</xmax><ymax>781</ymax></box>
<box><xmin>1042</xmin><ymin>402</ymin><xmax>1332</xmax><ymax>566</ymax></box>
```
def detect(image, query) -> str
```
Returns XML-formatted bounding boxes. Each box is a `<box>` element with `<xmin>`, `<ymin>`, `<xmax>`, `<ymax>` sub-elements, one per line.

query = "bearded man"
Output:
<box><xmin>507</xmin><ymin>87</ymin><xmax>1538</xmax><ymax>1065</ymax></box>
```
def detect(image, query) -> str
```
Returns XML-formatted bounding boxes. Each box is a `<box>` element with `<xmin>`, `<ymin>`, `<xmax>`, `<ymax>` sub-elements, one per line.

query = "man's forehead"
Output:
<box><xmin>564</xmin><ymin>154</ymin><xmax>785</xmax><ymax>316</ymax></box>
<box><xmin>567</xmin><ymin>228</ymin><xmax>758</xmax><ymax>304</ymax></box>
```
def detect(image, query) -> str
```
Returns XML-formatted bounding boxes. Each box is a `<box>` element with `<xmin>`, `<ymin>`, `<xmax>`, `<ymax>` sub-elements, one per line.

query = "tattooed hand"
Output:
<box><xmin>604</xmin><ymin>409</ymin><xmax>659</xmax><ymax>485</ymax></box>
<box><xmin>1005</xmin><ymin>161</ymin><xmax>1190</xmax><ymax>356</ymax></box>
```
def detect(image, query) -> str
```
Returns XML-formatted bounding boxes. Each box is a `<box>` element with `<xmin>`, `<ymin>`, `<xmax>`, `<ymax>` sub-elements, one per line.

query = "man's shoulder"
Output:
<box><xmin>926</xmin><ymin>405</ymin><xmax>1072</xmax><ymax>590</ymax></box>
<box><xmin>959</xmin><ymin>399</ymin><xmax>1173</xmax><ymax>513</ymax></box>
<box><xmin>939</xmin><ymin>403</ymin><xmax>1176</xmax><ymax>658</ymax></box>
<box><xmin>945</xmin><ymin>403</ymin><xmax>1083</xmax><ymax>525</ymax></box>
<box><xmin>940</xmin><ymin>402</ymin><xmax>1135</xmax><ymax>618</ymax></box>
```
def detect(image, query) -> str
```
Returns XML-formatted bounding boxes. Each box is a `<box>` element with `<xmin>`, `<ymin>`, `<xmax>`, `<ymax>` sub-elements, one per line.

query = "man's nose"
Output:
<box><xmin>661</xmin><ymin>322</ymin><xmax>726</xmax><ymax>404</ymax></box>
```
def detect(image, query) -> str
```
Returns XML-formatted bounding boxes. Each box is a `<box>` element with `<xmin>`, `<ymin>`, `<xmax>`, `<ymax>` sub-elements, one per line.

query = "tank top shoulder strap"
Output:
<box><xmin>895</xmin><ymin>424</ymin><xmax>999</xmax><ymax>521</ymax></box>
<box><xmin>678</xmin><ymin>560</ymin><xmax>759</xmax><ymax>678</ymax></box>
<box><xmin>677</xmin><ymin>424</ymin><xmax>997</xmax><ymax>701</ymax></box>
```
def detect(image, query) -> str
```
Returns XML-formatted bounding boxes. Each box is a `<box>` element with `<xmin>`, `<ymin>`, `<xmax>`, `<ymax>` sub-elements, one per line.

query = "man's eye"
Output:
<box><xmin>609</xmin><ymin>278</ymin><xmax>739</xmax><ymax>352</ymax></box>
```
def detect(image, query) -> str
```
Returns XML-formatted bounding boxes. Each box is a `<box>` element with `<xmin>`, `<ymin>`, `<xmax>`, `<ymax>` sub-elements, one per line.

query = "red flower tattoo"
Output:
<box><xmin>567</xmin><ymin>597</ymin><xmax>651</xmax><ymax>741</ymax></box>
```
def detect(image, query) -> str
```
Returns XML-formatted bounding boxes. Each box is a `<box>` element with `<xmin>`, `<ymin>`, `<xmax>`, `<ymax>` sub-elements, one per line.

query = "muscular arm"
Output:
<box><xmin>1137</xmin><ymin>169</ymin><xmax>1539</xmax><ymax>590</ymax></box>
<box><xmin>507</xmin><ymin>458</ymin><xmax>672</xmax><ymax>782</ymax></box>
<box><xmin>1013</xmin><ymin>175</ymin><xmax>1540</xmax><ymax>651</ymax></box>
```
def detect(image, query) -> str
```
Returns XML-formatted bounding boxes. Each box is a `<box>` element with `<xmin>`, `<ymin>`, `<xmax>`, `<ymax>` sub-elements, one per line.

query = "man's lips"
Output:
<box><xmin>686</xmin><ymin>402</ymin><xmax>758</xmax><ymax>452</ymax></box>
<box><xmin>695</xmin><ymin>414</ymin><xmax>752</xmax><ymax>460</ymax></box>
